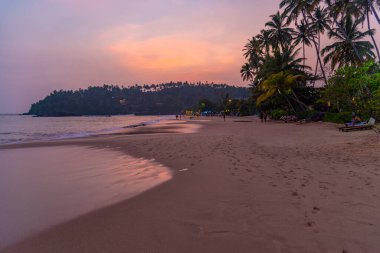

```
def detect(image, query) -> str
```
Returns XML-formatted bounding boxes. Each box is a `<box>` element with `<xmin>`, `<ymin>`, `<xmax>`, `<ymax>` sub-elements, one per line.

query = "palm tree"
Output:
<box><xmin>311</xmin><ymin>7</ymin><xmax>331</xmax><ymax>54</ymax></box>
<box><xmin>321</xmin><ymin>15</ymin><xmax>375</xmax><ymax>69</ymax></box>
<box><xmin>242</xmin><ymin>37</ymin><xmax>264</xmax><ymax>76</ymax></box>
<box><xmin>310</xmin><ymin>6</ymin><xmax>331</xmax><ymax>84</ymax></box>
<box><xmin>324</xmin><ymin>0</ymin><xmax>364</xmax><ymax>63</ymax></box>
<box><xmin>240</xmin><ymin>63</ymin><xmax>254</xmax><ymax>83</ymax></box>
<box><xmin>265</xmin><ymin>11</ymin><xmax>294</xmax><ymax>51</ymax></box>
<box><xmin>350</xmin><ymin>0</ymin><xmax>380</xmax><ymax>60</ymax></box>
<box><xmin>293</xmin><ymin>20</ymin><xmax>313</xmax><ymax>69</ymax></box>
<box><xmin>280</xmin><ymin>0</ymin><xmax>328</xmax><ymax>84</ymax></box>
<box><xmin>256</xmin><ymin>29</ymin><xmax>271</xmax><ymax>56</ymax></box>
<box><xmin>243</xmin><ymin>37</ymin><xmax>262</xmax><ymax>60</ymax></box>
<box><xmin>256</xmin><ymin>71</ymin><xmax>308</xmax><ymax>111</ymax></box>
<box><xmin>280</xmin><ymin>0</ymin><xmax>319</xmax><ymax>24</ymax></box>
<box><xmin>344</xmin><ymin>0</ymin><xmax>380</xmax><ymax>26</ymax></box>
<box><xmin>256</xmin><ymin>45</ymin><xmax>311</xmax><ymax>82</ymax></box>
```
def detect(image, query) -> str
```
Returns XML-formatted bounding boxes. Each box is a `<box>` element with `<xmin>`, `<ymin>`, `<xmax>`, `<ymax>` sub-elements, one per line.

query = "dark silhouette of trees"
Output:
<box><xmin>27</xmin><ymin>83</ymin><xmax>249</xmax><ymax>116</ymax></box>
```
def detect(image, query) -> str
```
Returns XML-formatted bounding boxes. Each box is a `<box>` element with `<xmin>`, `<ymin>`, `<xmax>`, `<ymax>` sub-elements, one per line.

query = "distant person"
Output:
<box><xmin>263</xmin><ymin>111</ymin><xmax>268</xmax><ymax>123</ymax></box>
<box><xmin>176</xmin><ymin>114</ymin><xmax>178</xmax><ymax>120</ymax></box>
<box><xmin>352</xmin><ymin>115</ymin><xmax>362</xmax><ymax>125</ymax></box>
<box><xmin>259</xmin><ymin>111</ymin><xmax>264</xmax><ymax>123</ymax></box>
<box><xmin>223</xmin><ymin>112</ymin><xmax>226</xmax><ymax>122</ymax></box>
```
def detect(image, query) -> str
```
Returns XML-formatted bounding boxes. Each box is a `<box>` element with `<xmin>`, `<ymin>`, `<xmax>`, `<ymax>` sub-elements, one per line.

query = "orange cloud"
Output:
<box><xmin>103</xmin><ymin>29</ymin><xmax>243</xmax><ymax>83</ymax></box>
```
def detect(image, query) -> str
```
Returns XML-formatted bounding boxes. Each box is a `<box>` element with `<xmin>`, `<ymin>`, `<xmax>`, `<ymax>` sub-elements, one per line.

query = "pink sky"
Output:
<box><xmin>0</xmin><ymin>0</ymin><xmax>379</xmax><ymax>113</ymax></box>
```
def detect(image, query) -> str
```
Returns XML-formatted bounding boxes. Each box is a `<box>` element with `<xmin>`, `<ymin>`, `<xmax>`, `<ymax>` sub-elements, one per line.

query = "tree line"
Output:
<box><xmin>27</xmin><ymin>82</ymin><xmax>249</xmax><ymax>116</ymax></box>
<box><xmin>241</xmin><ymin>0</ymin><xmax>380</xmax><ymax>122</ymax></box>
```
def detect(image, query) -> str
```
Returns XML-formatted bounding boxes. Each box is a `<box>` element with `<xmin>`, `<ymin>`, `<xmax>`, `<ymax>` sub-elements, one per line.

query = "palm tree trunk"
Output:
<box><xmin>370</xmin><ymin>3</ymin><xmax>380</xmax><ymax>25</ymax></box>
<box><xmin>312</xmin><ymin>33</ymin><xmax>321</xmax><ymax>88</ymax></box>
<box><xmin>291</xmin><ymin>89</ymin><xmax>308</xmax><ymax>110</ymax></box>
<box><xmin>367</xmin><ymin>7</ymin><xmax>380</xmax><ymax>60</ymax></box>
<box><xmin>283</xmin><ymin>94</ymin><xmax>296</xmax><ymax>113</ymax></box>
<box><xmin>303</xmin><ymin>41</ymin><xmax>305</xmax><ymax>70</ymax></box>
<box><xmin>313</xmin><ymin>59</ymin><xmax>319</xmax><ymax>88</ymax></box>
<box><xmin>301</xmin><ymin>10</ymin><xmax>327</xmax><ymax>85</ymax></box>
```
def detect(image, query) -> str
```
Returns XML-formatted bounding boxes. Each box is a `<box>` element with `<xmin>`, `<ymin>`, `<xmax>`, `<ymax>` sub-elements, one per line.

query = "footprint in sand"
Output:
<box><xmin>312</xmin><ymin>206</ymin><xmax>320</xmax><ymax>214</ymax></box>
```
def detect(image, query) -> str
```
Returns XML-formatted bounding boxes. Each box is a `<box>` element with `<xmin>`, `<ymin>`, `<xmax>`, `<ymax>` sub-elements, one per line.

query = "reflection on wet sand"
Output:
<box><xmin>0</xmin><ymin>146</ymin><xmax>171</xmax><ymax>249</ymax></box>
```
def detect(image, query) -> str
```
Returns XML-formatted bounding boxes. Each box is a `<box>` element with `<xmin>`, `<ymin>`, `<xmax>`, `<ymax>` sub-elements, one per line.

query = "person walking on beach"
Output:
<box><xmin>259</xmin><ymin>111</ymin><xmax>264</xmax><ymax>123</ymax></box>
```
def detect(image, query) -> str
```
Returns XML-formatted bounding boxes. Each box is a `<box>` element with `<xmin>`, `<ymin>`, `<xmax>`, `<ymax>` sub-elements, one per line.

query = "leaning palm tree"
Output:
<box><xmin>321</xmin><ymin>15</ymin><xmax>375</xmax><ymax>69</ymax></box>
<box><xmin>265</xmin><ymin>11</ymin><xmax>294</xmax><ymax>51</ymax></box>
<box><xmin>293</xmin><ymin>20</ymin><xmax>313</xmax><ymax>69</ymax></box>
<box><xmin>256</xmin><ymin>71</ymin><xmax>308</xmax><ymax>111</ymax></box>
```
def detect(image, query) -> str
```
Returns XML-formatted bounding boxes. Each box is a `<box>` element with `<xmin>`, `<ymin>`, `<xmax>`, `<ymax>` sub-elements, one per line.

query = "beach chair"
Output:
<box><xmin>281</xmin><ymin>115</ymin><xmax>297</xmax><ymax>123</ymax></box>
<box><xmin>339</xmin><ymin>117</ymin><xmax>376</xmax><ymax>132</ymax></box>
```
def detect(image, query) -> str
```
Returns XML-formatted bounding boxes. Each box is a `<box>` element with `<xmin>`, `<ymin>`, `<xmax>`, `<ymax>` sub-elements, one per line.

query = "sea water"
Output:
<box><xmin>0</xmin><ymin>115</ymin><xmax>170</xmax><ymax>144</ymax></box>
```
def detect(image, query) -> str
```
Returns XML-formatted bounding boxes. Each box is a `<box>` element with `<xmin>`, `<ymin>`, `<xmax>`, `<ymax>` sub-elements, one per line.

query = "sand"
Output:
<box><xmin>1</xmin><ymin>118</ymin><xmax>380</xmax><ymax>253</ymax></box>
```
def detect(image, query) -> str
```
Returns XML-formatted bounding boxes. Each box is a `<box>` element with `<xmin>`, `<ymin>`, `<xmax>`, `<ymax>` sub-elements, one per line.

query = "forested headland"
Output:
<box><xmin>27</xmin><ymin>82</ymin><xmax>249</xmax><ymax>116</ymax></box>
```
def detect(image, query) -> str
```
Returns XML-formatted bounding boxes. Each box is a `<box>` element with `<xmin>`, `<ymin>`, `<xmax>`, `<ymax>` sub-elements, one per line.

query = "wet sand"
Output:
<box><xmin>0</xmin><ymin>146</ymin><xmax>171</xmax><ymax>249</ymax></box>
<box><xmin>1</xmin><ymin>118</ymin><xmax>380</xmax><ymax>253</ymax></box>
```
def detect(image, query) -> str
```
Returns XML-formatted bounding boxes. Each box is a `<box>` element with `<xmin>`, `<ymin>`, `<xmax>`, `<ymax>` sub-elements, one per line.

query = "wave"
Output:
<box><xmin>0</xmin><ymin>115</ymin><xmax>172</xmax><ymax>145</ymax></box>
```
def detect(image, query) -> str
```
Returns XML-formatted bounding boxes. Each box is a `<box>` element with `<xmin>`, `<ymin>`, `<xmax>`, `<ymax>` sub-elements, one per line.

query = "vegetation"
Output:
<box><xmin>321</xmin><ymin>62</ymin><xmax>380</xmax><ymax>116</ymax></box>
<box><xmin>241</xmin><ymin>0</ymin><xmax>380</xmax><ymax>122</ymax></box>
<box><xmin>27</xmin><ymin>82</ymin><xmax>249</xmax><ymax>116</ymax></box>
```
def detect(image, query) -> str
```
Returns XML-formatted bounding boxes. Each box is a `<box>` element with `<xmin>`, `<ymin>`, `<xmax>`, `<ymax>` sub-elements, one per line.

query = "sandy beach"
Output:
<box><xmin>1</xmin><ymin>117</ymin><xmax>380</xmax><ymax>253</ymax></box>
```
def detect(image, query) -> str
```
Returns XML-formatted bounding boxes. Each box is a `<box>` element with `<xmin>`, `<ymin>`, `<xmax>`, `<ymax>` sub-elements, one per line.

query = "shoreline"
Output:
<box><xmin>0</xmin><ymin>119</ymin><xmax>198</xmax><ymax>149</ymax></box>
<box><xmin>2</xmin><ymin>117</ymin><xmax>380</xmax><ymax>252</ymax></box>
<box><xmin>0</xmin><ymin>115</ymin><xmax>173</xmax><ymax>146</ymax></box>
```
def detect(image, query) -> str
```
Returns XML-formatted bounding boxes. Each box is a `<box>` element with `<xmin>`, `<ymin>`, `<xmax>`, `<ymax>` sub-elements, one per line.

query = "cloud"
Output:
<box><xmin>104</xmin><ymin>33</ymin><xmax>240</xmax><ymax>83</ymax></box>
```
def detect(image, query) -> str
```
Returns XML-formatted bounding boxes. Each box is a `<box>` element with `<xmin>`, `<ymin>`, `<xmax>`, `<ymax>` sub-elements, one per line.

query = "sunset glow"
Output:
<box><xmin>0</xmin><ymin>0</ymin><xmax>281</xmax><ymax>112</ymax></box>
<box><xmin>1</xmin><ymin>0</ymin><xmax>379</xmax><ymax>113</ymax></box>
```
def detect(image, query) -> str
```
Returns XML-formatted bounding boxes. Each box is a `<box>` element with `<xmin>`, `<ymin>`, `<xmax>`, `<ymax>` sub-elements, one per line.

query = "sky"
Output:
<box><xmin>1</xmin><ymin>0</ymin><xmax>379</xmax><ymax>113</ymax></box>
<box><xmin>0</xmin><ymin>0</ymin><xmax>281</xmax><ymax>113</ymax></box>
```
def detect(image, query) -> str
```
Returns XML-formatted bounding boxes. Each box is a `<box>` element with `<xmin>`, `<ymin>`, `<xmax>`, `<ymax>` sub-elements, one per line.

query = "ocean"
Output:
<box><xmin>0</xmin><ymin>114</ymin><xmax>170</xmax><ymax>144</ymax></box>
